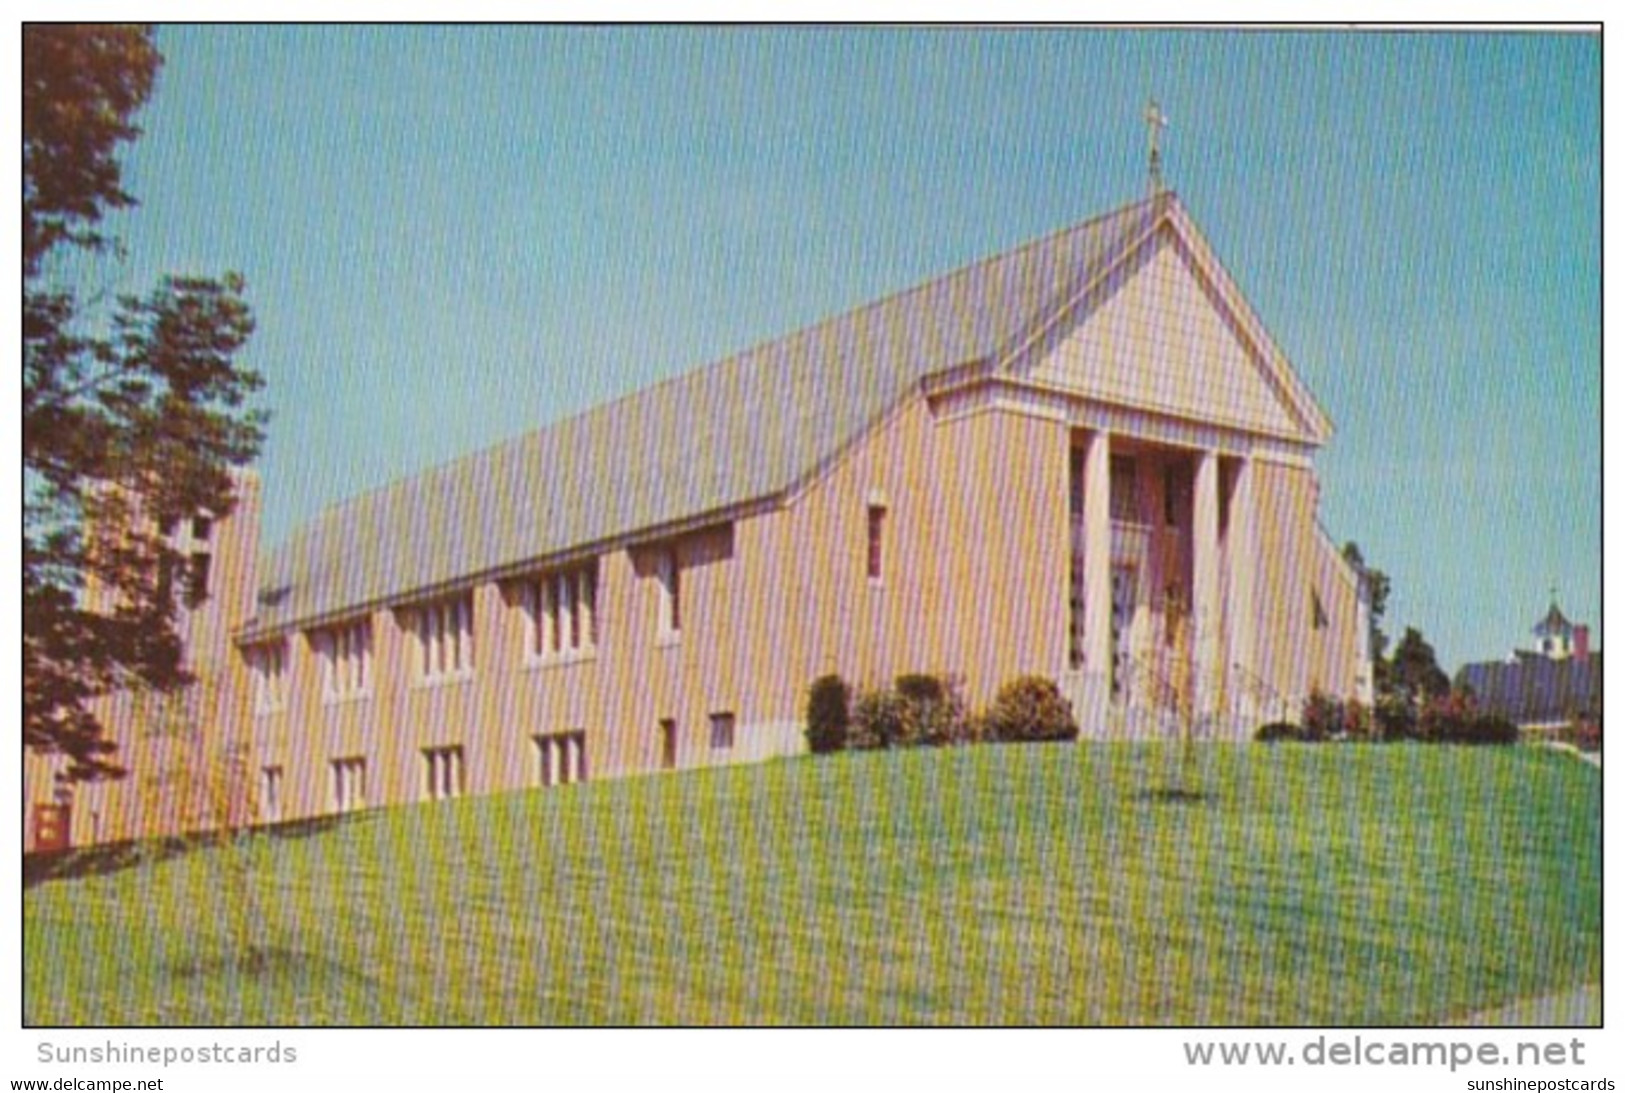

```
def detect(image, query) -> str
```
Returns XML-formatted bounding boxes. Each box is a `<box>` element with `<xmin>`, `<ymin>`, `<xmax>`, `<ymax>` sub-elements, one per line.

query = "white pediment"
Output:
<box><xmin>1023</xmin><ymin>228</ymin><xmax>1312</xmax><ymax>440</ymax></box>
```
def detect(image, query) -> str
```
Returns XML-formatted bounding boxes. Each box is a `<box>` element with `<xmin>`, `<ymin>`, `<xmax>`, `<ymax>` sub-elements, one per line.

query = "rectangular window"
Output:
<box><xmin>413</xmin><ymin>592</ymin><xmax>474</xmax><ymax>682</ymax></box>
<box><xmin>710</xmin><ymin>711</ymin><xmax>736</xmax><ymax>752</ymax></box>
<box><xmin>533</xmin><ymin>731</ymin><xmax>587</xmax><ymax>788</ymax></box>
<box><xmin>313</xmin><ymin>618</ymin><xmax>371</xmax><ymax>702</ymax></box>
<box><xmin>659</xmin><ymin>718</ymin><xmax>678</xmax><ymax>770</ymax></box>
<box><xmin>249</xmin><ymin>639</ymin><xmax>288</xmax><ymax>714</ymax></box>
<box><xmin>193</xmin><ymin>515</ymin><xmax>213</xmax><ymax>541</ymax></box>
<box><xmin>1311</xmin><ymin>588</ymin><xmax>1329</xmax><ymax>630</ymax></box>
<box><xmin>1110</xmin><ymin>456</ymin><xmax>1140</xmax><ymax>523</ymax></box>
<box><xmin>261</xmin><ymin>765</ymin><xmax>283</xmax><ymax>823</ymax></box>
<box><xmin>524</xmin><ymin>562</ymin><xmax>598</xmax><ymax>660</ymax></box>
<box><xmin>657</xmin><ymin>548</ymin><xmax>682</xmax><ymax>638</ymax></box>
<box><xmin>422</xmin><ymin>745</ymin><xmax>465</xmax><ymax>801</ymax></box>
<box><xmin>866</xmin><ymin>505</ymin><xmax>886</xmax><ymax>582</ymax></box>
<box><xmin>331</xmin><ymin>756</ymin><xmax>366</xmax><ymax>814</ymax></box>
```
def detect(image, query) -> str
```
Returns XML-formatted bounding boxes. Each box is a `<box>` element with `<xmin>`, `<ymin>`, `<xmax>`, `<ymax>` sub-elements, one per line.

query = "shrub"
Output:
<box><xmin>1341</xmin><ymin>699</ymin><xmax>1375</xmax><ymax>742</ymax></box>
<box><xmin>960</xmin><ymin>708</ymin><xmax>993</xmax><ymax>747</ymax></box>
<box><xmin>805</xmin><ymin>674</ymin><xmax>851</xmax><ymax>755</ymax></box>
<box><xmin>1300</xmin><ymin>690</ymin><xmax>1373</xmax><ymax>742</ymax></box>
<box><xmin>1418</xmin><ymin>689</ymin><xmax>1476</xmax><ymax>744</ymax></box>
<box><xmin>984</xmin><ymin>676</ymin><xmax>1078</xmax><ymax>743</ymax></box>
<box><xmin>1418</xmin><ymin>689</ymin><xmax>1519</xmax><ymax>746</ymax></box>
<box><xmin>1373</xmin><ymin>692</ymin><xmax>1418</xmax><ymax>742</ymax></box>
<box><xmin>1466</xmin><ymin>713</ymin><xmax>1519</xmax><ymax>747</ymax></box>
<box><xmin>894</xmin><ymin>673</ymin><xmax>945</xmax><ymax>706</ymax></box>
<box><xmin>1300</xmin><ymin>689</ymin><xmax>1339</xmax><ymax>742</ymax></box>
<box><xmin>893</xmin><ymin>673</ymin><xmax>970</xmax><ymax>747</ymax></box>
<box><xmin>850</xmin><ymin>687</ymin><xmax>905</xmax><ymax>750</ymax></box>
<box><xmin>1254</xmin><ymin>721</ymin><xmax>1302</xmax><ymax>743</ymax></box>
<box><xmin>1565</xmin><ymin>717</ymin><xmax>1601</xmax><ymax>754</ymax></box>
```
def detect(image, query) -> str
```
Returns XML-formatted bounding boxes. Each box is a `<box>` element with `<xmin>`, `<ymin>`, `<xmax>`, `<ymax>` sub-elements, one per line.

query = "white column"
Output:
<box><xmin>1226</xmin><ymin>458</ymin><xmax>1258</xmax><ymax>734</ymax></box>
<box><xmin>1082</xmin><ymin>430</ymin><xmax>1113</xmax><ymax>688</ymax></box>
<box><xmin>1191</xmin><ymin>450</ymin><xmax>1221</xmax><ymax>721</ymax></box>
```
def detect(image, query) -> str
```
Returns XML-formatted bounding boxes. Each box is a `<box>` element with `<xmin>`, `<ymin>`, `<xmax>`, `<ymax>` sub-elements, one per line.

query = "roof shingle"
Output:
<box><xmin>245</xmin><ymin>194</ymin><xmax>1170</xmax><ymax>637</ymax></box>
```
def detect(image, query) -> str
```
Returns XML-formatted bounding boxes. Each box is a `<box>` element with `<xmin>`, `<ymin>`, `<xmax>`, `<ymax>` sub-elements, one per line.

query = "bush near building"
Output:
<box><xmin>893</xmin><ymin>673</ymin><xmax>972</xmax><ymax>747</ymax></box>
<box><xmin>1301</xmin><ymin>689</ymin><xmax>1373</xmax><ymax>742</ymax></box>
<box><xmin>983</xmin><ymin>676</ymin><xmax>1079</xmax><ymax>743</ymax></box>
<box><xmin>1258</xmin><ymin>688</ymin><xmax>1518</xmax><ymax>746</ymax></box>
<box><xmin>832</xmin><ymin>672</ymin><xmax>1072</xmax><ymax>752</ymax></box>
<box><xmin>850</xmin><ymin>674</ymin><xmax>973</xmax><ymax>749</ymax></box>
<box><xmin>849</xmin><ymin>687</ymin><xmax>906</xmax><ymax>750</ymax></box>
<box><xmin>1418</xmin><ymin>690</ymin><xmax>1519</xmax><ymax>746</ymax></box>
<box><xmin>805</xmin><ymin>674</ymin><xmax>851</xmax><ymax>755</ymax></box>
<box><xmin>1254</xmin><ymin>721</ymin><xmax>1305</xmax><ymax>743</ymax></box>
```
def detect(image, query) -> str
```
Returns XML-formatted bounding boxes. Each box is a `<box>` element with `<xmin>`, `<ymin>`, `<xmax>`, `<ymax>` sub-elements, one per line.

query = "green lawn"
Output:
<box><xmin>24</xmin><ymin>743</ymin><xmax>1600</xmax><ymax>1025</ymax></box>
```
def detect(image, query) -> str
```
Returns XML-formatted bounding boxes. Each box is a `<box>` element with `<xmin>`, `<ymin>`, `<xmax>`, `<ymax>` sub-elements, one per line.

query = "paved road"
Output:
<box><xmin>1543</xmin><ymin>741</ymin><xmax>1601</xmax><ymax>768</ymax></box>
<box><xmin>1444</xmin><ymin>983</ymin><xmax>1600</xmax><ymax>1027</ymax></box>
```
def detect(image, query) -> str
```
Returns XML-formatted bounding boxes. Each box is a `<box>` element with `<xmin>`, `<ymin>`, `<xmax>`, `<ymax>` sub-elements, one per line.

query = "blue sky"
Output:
<box><xmin>86</xmin><ymin>26</ymin><xmax>1599</xmax><ymax>671</ymax></box>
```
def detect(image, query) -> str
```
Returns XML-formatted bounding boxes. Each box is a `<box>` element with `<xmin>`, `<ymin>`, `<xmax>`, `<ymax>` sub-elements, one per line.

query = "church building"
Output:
<box><xmin>1457</xmin><ymin>599</ymin><xmax>1600</xmax><ymax>737</ymax></box>
<box><xmin>26</xmin><ymin>190</ymin><xmax>1372</xmax><ymax>850</ymax></box>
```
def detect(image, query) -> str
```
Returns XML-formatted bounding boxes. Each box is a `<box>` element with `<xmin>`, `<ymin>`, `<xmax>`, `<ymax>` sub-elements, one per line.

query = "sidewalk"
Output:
<box><xmin>1543</xmin><ymin>740</ymin><xmax>1601</xmax><ymax>769</ymax></box>
<box><xmin>1444</xmin><ymin>983</ymin><xmax>1600</xmax><ymax>1027</ymax></box>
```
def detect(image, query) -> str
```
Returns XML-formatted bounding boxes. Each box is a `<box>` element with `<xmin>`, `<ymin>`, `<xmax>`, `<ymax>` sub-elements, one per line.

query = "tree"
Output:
<box><xmin>1388</xmin><ymin>626</ymin><xmax>1450</xmax><ymax>707</ymax></box>
<box><xmin>1343</xmin><ymin>541</ymin><xmax>1392</xmax><ymax>690</ymax></box>
<box><xmin>134</xmin><ymin>670</ymin><xmax>270</xmax><ymax>972</ymax></box>
<box><xmin>25</xmin><ymin>25</ymin><xmax>266</xmax><ymax>783</ymax></box>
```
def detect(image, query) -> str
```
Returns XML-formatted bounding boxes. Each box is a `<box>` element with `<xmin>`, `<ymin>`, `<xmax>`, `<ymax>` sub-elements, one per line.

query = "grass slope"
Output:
<box><xmin>24</xmin><ymin>744</ymin><xmax>1600</xmax><ymax>1025</ymax></box>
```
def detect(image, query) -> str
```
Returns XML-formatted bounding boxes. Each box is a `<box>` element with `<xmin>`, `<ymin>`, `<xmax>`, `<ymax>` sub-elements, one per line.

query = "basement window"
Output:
<box><xmin>710</xmin><ymin>711</ymin><xmax>736</xmax><ymax>752</ymax></box>
<box><xmin>534</xmin><ymin>731</ymin><xmax>587</xmax><ymax>788</ymax></box>
<box><xmin>331</xmin><ymin>756</ymin><xmax>367</xmax><ymax>814</ymax></box>
<box><xmin>422</xmin><ymin>745</ymin><xmax>465</xmax><ymax>802</ymax></box>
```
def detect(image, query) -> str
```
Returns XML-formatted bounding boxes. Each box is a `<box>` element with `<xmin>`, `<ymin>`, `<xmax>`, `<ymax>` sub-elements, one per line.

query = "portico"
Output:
<box><xmin>1066</xmin><ymin>419</ymin><xmax>1261</xmax><ymax>739</ymax></box>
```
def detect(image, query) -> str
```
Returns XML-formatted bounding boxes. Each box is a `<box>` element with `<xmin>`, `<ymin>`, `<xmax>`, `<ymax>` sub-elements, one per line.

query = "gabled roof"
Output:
<box><xmin>1457</xmin><ymin>654</ymin><xmax>1602</xmax><ymax>726</ymax></box>
<box><xmin>242</xmin><ymin>192</ymin><xmax>1316</xmax><ymax>638</ymax></box>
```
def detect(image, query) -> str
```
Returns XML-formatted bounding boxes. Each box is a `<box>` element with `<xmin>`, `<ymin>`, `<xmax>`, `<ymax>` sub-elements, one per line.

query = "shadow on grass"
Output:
<box><xmin>22</xmin><ymin>814</ymin><xmax>359</xmax><ymax>890</ymax></box>
<box><xmin>168</xmin><ymin>944</ymin><xmax>381</xmax><ymax>992</ymax></box>
<box><xmin>1135</xmin><ymin>786</ymin><xmax>1212</xmax><ymax>805</ymax></box>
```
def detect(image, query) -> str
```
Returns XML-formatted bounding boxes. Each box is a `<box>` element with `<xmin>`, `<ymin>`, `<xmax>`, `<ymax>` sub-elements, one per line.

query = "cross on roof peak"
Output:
<box><xmin>1144</xmin><ymin>99</ymin><xmax>1169</xmax><ymax>197</ymax></box>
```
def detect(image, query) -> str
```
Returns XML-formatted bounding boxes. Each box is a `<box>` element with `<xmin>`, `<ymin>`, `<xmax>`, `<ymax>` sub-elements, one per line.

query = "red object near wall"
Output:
<box><xmin>32</xmin><ymin>803</ymin><xmax>71</xmax><ymax>852</ymax></box>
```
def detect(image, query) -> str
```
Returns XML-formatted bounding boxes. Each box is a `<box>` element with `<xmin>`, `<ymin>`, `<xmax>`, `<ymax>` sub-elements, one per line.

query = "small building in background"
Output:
<box><xmin>1456</xmin><ymin>599</ymin><xmax>1601</xmax><ymax>738</ymax></box>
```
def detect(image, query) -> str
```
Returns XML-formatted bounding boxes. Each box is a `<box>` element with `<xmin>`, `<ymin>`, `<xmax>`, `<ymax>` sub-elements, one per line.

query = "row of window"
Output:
<box><xmin>315</xmin><ymin>619</ymin><xmax>371</xmax><ymax>701</ymax></box>
<box><xmin>416</xmin><ymin>593</ymin><xmax>475</xmax><ymax>683</ymax></box>
<box><xmin>158</xmin><ymin>551</ymin><xmax>214</xmax><ymax>611</ymax></box>
<box><xmin>248</xmin><ymin>507</ymin><xmax>896</xmax><ymax>713</ymax></box>
<box><xmin>250</xmin><ymin>556</ymin><xmax>668</xmax><ymax>711</ymax></box>
<box><xmin>158</xmin><ymin>514</ymin><xmax>214</xmax><ymax>542</ymax></box>
<box><xmin>259</xmin><ymin>713</ymin><xmax>739</xmax><ymax>821</ymax></box>
<box><xmin>521</xmin><ymin>566</ymin><xmax>597</xmax><ymax>660</ymax></box>
<box><xmin>154</xmin><ymin>513</ymin><xmax>217</xmax><ymax>611</ymax></box>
